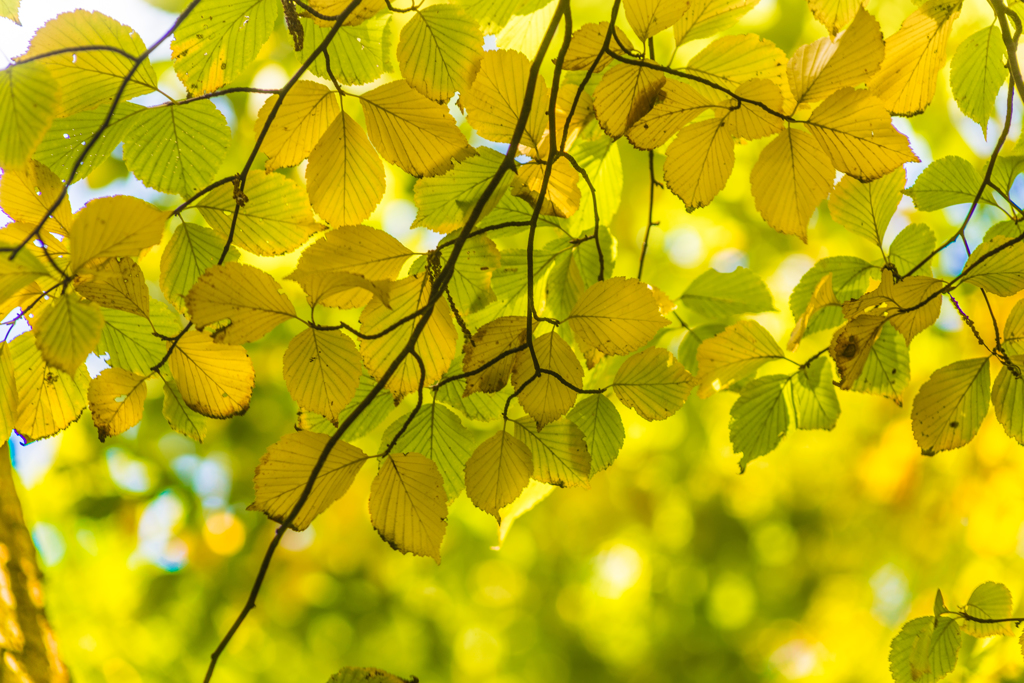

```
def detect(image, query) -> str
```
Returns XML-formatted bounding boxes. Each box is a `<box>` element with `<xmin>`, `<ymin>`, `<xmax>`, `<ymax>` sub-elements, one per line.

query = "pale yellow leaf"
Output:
<box><xmin>842</xmin><ymin>270</ymin><xmax>943</xmax><ymax>343</ymax></box>
<box><xmin>462</xmin><ymin>49</ymin><xmax>548</xmax><ymax>154</ymax></box>
<box><xmin>696</xmin><ymin>320</ymin><xmax>785</xmax><ymax>397</ymax></box>
<box><xmin>626</xmin><ymin>79</ymin><xmax>716</xmax><ymax>150</ymax></box>
<box><xmin>624</xmin><ymin>0</ymin><xmax>688</xmax><ymax>42</ymax></box>
<box><xmin>11</xmin><ymin>332</ymin><xmax>88</xmax><ymax>440</ymax></box>
<box><xmin>398</xmin><ymin>4</ymin><xmax>483</xmax><ymax>103</ymax></box>
<box><xmin>255</xmin><ymin>80</ymin><xmax>340</xmax><ymax>172</ymax></box>
<box><xmin>463</xmin><ymin>316</ymin><xmax>532</xmax><ymax>395</ymax></box>
<box><xmin>186</xmin><ymin>263</ymin><xmax>295</xmax><ymax>344</ymax></box>
<box><xmin>566</xmin><ymin>277</ymin><xmax>668</xmax><ymax>356</ymax></box>
<box><xmin>169</xmin><ymin>330</ymin><xmax>255</xmax><ymax>418</ymax></box>
<box><xmin>788</xmin><ymin>273</ymin><xmax>840</xmax><ymax>350</ymax></box>
<box><xmin>664</xmin><ymin>119</ymin><xmax>734</xmax><ymax>210</ymax></box>
<box><xmin>513</xmin><ymin>417</ymin><xmax>591</xmax><ymax>488</ymax></box>
<box><xmin>594</xmin><ymin>62</ymin><xmax>666</xmax><ymax>138</ymax></box>
<box><xmin>511</xmin><ymin>331</ymin><xmax>583</xmax><ymax>428</ymax></box>
<box><xmin>563</xmin><ymin>22</ymin><xmax>634</xmax><ymax>71</ymax></box>
<box><xmin>0</xmin><ymin>159</ymin><xmax>73</xmax><ymax>236</ymax></box>
<box><xmin>249</xmin><ymin>431</ymin><xmax>369</xmax><ymax>530</ymax></box>
<box><xmin>465</xmin><ymin>430</ymin><xmax>533</xmax><ymax>521</ymax></box>
<box><xmin>787</xmin><ymin>7</ymin><xmax>883</xmax><ymax>106</ymax></box>
<box><xmin>87</xmin><ymin>367</ymin><xmax>147</xmax><ymax>441</ymax></box>
<box><xmin>685</xmin><ymin>34</ymin><xmax>787</xmax><ymax>89</ymax></box>
<box><xmin>370</xmin><ymin>452</ymin><xmax>448</xmax><ymax>563</ymax></box>
<box><xmin>722</xmin><ymin>79</ymin><xmax>784</xmax><ymax>140</ymax></box>
<box><xmin>359</xmin><ymin>274</ymin><xmax>457</xmax><ymax>398</ymax></box>
<box><xmin>74</xmin><ymin>258</ymin><xmax>149</xmax><ymax>318</ymax></box>
<box><xmin>514</xmin><ymin>157</ymin><xmax>581</xmax><ymax>218</ymax></box>
<box><xmin>306</xmin><ymin>112</ymin><xmax>386</xmax><ymax>227</ymax></box>
<box><xmin>283</xmin><ymin>328</ymin><xmax>361</xmax><ymax>423</ymax></box>
<box><xmin>33</xmin><ymin>293</ymin><xmax>104</xmax><ymax>375</ymax></box>
<box><xmin>867</xmin><ymin>0</ymin><xmax>961</xmax><ymax>117</ymax></box>
<box><xmin>808</xmin><ymin>0</ymin><xmax>864</xmax><ymax>36</ymax></box>
<box><xmin>613</xmin><ymin>347</ymin><xmax>696</xmax><ymax>420</ymax></box>
<box><xmin>911</xmin><ymin>357</ymin><xmax>989</xmax><ymax>455</ymax></box>
<box><xmin>674</xmin><ymin>0</ymin><xmax>759</xmax><ymax>45</ymax></box>
<box><xmin>68</xmin><ymin>196</ymin><xmax>169</xmax><ymax>272</ymax></box>
<box><xmin>751</xmin><ymin>128</ymin><xmax>835</xmax><ymax>240</ymax></box>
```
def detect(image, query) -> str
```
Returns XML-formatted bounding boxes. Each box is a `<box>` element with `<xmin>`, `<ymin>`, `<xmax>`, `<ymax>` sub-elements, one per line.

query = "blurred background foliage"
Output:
<box><xmin>4</xmin><ymin>0</ymin><xmax>1024</xmax><ymax>681</ymax></box>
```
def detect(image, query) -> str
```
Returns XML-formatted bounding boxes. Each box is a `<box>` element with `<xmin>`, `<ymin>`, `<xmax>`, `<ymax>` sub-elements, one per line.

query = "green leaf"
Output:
<box><xmin>829</xmin><ymin>168</ymin><xmax>904</xmax><ymax>247</ymax></box>
<box><xmin>729</xmin><ymin>375</ymin><xmax>789</xmax><ymax>473</ymax></box>
<box><xmin>379</xmin><ymin>403</ymin><xmax>472</xmax><ymax>500</ymax></box>
<box><xmin>413</xmin><ymin>234</ymin><xmax>501</xmax><ymax>315</ymax></box>
<box><xmin>512</xmin><ymin>418</ymin><xmax>591</xmax><ymax>489</ymax></box>
<box><xmin>889</xmin><ymin>616</ymin><xmax>960</xmax><ymax>683</ymax></box>
<box><xmin>300</xmin><ymin>14</ymin><xmax>391</xmax><ymax>86</ymax></box>
<box><xmin>613</xmin><ymin>347</ymin><xmax>696</xmax><ymax>421</ymax></box>
<box><xmin>568</xmin><ymin>137</ymin><xmax>623</xmax><ymax>238</ymax></box>
<box><xmin>949</xmin><ymin>26</ymin><xmax>1006</xmax><ymax>127</ymax></box>
<box><xmin>889</xmin><ymin>223</ymin><xmax>936</xmax><ymax>277</ymax></box>
<box><xmin>911</xmin><ymin>357</ymin><xmax>990</xmax><ymax>455</ymax></box>
<box><xmin>434</xmin><ymin>356</ymin><xmax>510</xmax><ymax>422</ymax></box>
<box><xmin>98</xmin><ymin>305</ymin><xmax>178</xmax><ymax>376</ymax></box>
<box><xmin>678</xmin><ymin>324</ymin><xmax>725</xmax><ymax>374</ymax></box>
<box><xmin>162</xmin><ymin>378</ymin><xmax>208</xmax><ymax>443</ymax></box>
<box><xmin>838</xmin><ymin>320</ymin><xmax>910</xmax><ymax>405</ymax></box>
<box><xmin>0</xmin><ymin>343</ymin><xmax>17</xmax><ymax>440</ymax></box>
<box><xmin>159</xmin><ymin>222</ymin><xmax>239</xmax><ymax>315</ymax></box>
<box><xmin>308</xmin><ymin>373</ymin><xmax>395</xmax><ymax>441</ymax></box>
<box><xmin>789</xmin><ymin>356</ymin><xmax>840</xmax><ymax>430</ymax></box>
<box><xmin>567</xmin><ymin>394</ymin><xmax>624</xmax><ymax>473</ymax></box>
<box><xmin>1004</xmin><ymin>300</ymin><xmax>1024</xmax><ymax>354</ymax></box>
<box><xmin>790</xmin><ymin>256</ymin><xmax>875</xmax><ymax>336</ymax></box>
<box><xmin>398</xmin><ymin>4</ymin><xmax>483</xmax><ymax>103</ymax></box>
<box><xmin>171</xmin><ymin>0</ymin><xmax>279</xmax><ymax>94</ymax></box>
<box><xmin>961</xmin><ymin>235</ymin><xmax>1024</xmax><ymax>296</ymax></box>
<box><xmin>0</xmin><ymin>248</ymin><xmax>48</xmax><ymax>305</ymax></box>
<box><xmin>0</xmin><ymin>62</ymin><xmax>60</xmax><ymax>168</ymax></box>
<box><xmin>674</xmin><ymin>0</ymin><xmax>758</xmax><ymax>44</ymax></box>
<box><xmin>984</xmin><ymin>220</ymin><xmax>1024</xmax><ymax>243</ymax></box>
<box><xmin>680</xmin><ymin>267</ymin><xmax>774</xmax><ymax>319</ymax></box>
<box><xmin>991</xmin><ymin>155</ymin><xmax>1024</xmax><ymax>195</ymax></box>
<box><xmin>26</xmin><ymin>10</ymin><xmax>157</xmax><ymax>116</ymax></box>
<box><xmin>412</xmin><ymin>148</ymin><xmax>513</xmax><ymax>234</ymax></box>
<box><xmin>33</xmin><ymin>294</ymin><xmax>104</xmax><ymax>375</ymax></box>
<box><xmin>961</xmin><ymin>581</ymin><xmax>1014</xmax><ymax>638</ymax></box>
<box><xmin>905</xmin><ymin>156</ymin><xmax>993</xmax><ymax>211</ymax></box>
<box><xmin>122</xmin><ymin>101</ymin><xmax>231</xmax><ymax>196</ymax></box>
<box><xmin>327</xmin><ymin>666</ymin><xmax>410</xmax><ymax>683</ymax></box>
<box><xmin>195</xmin><ymin>172</ymin><xmax>321</xmax><ymax>256</ymax></box>
<box><xmin>934</xmin><ymin>589</ymin><xmax>947</xmax><ymax>617</ymax></box>
<box><xmin>34</xmin><ymin>103</ymin><xmax>144</xmax><ymax>180</ymax></box>
<box><xmin>992</xmin><ymin>361</ymin><xmax>1024</xmax><ymax>445</ymax></box>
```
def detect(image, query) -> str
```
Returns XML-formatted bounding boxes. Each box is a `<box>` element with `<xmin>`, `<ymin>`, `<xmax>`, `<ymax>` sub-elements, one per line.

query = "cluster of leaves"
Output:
<box><xmin>890</xmin><ymin>582</ymin><xmax>1024</xmax><ymax>683</ymax></box>
<box><xmin>2</xmin><ymin>0</ymin><xmax>1024</xmax><ymax>679</ymax></box>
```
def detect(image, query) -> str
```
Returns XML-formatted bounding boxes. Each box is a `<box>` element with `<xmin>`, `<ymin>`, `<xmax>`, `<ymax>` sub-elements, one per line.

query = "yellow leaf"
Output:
<box><xmin>696</xmin><ymin>320</ymin><xmax>785</xmax><ymax>397</ymax></box>
<box><xmin>290</xmin><ymin>224</ymin><xmax>412</xmax><ymax>309</ymax></box>
<box><xmin>722</xmin><ymin>79</ymin><xmax>784</xmax><ymax>140</ymax></box>
<box><xmin>195</xmin><ymin>172</ymin><xmax>321</xmax><ymax>256</ymax></box>
<box><xmin>624</xmin><ymin>0</ymin><xmax>688</xmax><ymax>42</ymax></box>
<box><xmin>0</xmin><ymin>160</ymin><xmax>73</xmax><ymax>235</ymax></box>
<box><xmin>306</xmin><ymin>0</ymin><xmax>384</xmax><ymax>26</ymax></box>
<box><xmin>911</xmin><ymin>357</ymin><xmax>990</xmax><ymax>455</ymax></box>
<box><xmin>462</xmin><ymin>49</ymin><xmax>548</xmax><ymax>154</ymax></box>
<box><xmin>412</xmin><ymin>148</ymin><xmax>514</xmax><ymax>234</ymax></box>
<box><xmin>512</xmin><ymin>417</ymin><xmax>591</xmax><ymax>488</ymax></box>
<box><xmin>664</xmin><ymin>119</ymin><xmax>734</xmax><ymax>210</ymax></box>
<box><xmin>68</xmin><ymin>196</ymin><xmax>169</xmax><ymax>273</ymax></box>
<box><xmin>87</xmin><ymin>367</ymin><xmax>147</xmax><ymax>441</ymax></box>
<box><xmin>626</xmin><ymin>79</ymin><xmax>716</xmax><ymax>150</ymax></box>
<box><xmin>511</xmin><ymin>331</ymin><xmax>583</xmax><ymax>428</ymax></box>
<box><xmin>842</xmin><ymin>270</ymin><xmax>943</xmax><ymax>343</ymax></box>
<box><xmin>24</xmin><ymin>10</ymin><xmax>155</xmax><ymax>116</ymax></box>
<box><xmin>788</xmin><ymin>273</ymin><xmax>840</xmax><ymax>350</ymax></box>
<box><xmin>249</xmin><ymin>431</ymin><xmax>369</xmax><ymax>531</ymax></box>
<box><xmin>808</xmin><ymin>0</ymin><xmax>864</xmax><ymax>36</ymax></box>
<box><xmin>283</xmin><ymin>328</ymin><xmax>361</xmax><ymax>423</ymax></box>
<box><xmin>159</xmin><ymin>222</ymin><xmax>238</xmax><ymax>315</ymax></box>
<box><xmin>33</xmin><ymin>293</ymin><xmax>104</xmax><ymax>375</ymax></box>
<box><xmin>806</xmin><ymin>87</ymin><xmax>919</xmax><ymax>181</ymax></box>
<box><xmin>398</xmin><ymin>4</ymin><xmax>483</xmax><ymax>103</ymax></box>
<box><xmin>360</xmin><ymin>79</ymin><xmax>469</xmax><ymax>177</ymax></box>
<box><xmin>465</xmin><ymin>429</ymin><xmax>533</xmax><ymax>521</ymax></box>
<box><xmin>566</xmin><ymin>277</ymin><xmax>668</xmax><ymax>356</ymax></box>
<box><xmin>11</xmin><ymin>332</ymin><xmax>88</xmax><ymax>440</ymax></box>
<box><xmin>674</xmin><ymin>0</ymin><xmax>758</xmax><ymax>45</ymax></box>
<box><xmin>594</xmin><ymin>62</ymin><xmax>666</xmax><ymax>138</ymax></box>
<box><xmin>255</xmin><ymin>81</ymin><xmax>340</xmax><ymax>173</ymax></box>
<box><xmin>169</xmin><ymin>330</ymin><xmax>255</xmax><ymax>418</ymax></box>
<box><xmin>463</xmin><ymin>316</ymin><xmax>532</xmax><ymax>395</ymax></box>
<box><xmin>787</xmin><ymin>7</ymin><xmax>883</xmax><ymax>106</ymax></box>
<box><xmin>961</xmin><ymin>235</ymin><xmax>1024</xmax><ymax>296</ymax></box>
<box><xmin>370</xmin><ymin>452</ymin><xmax>448</xmax><ymax>563</ymax></box>
<box><xmin>292</xmin><ymin>271</ymin><xmax>392</xmax><ymax>310</ymax></box>
<box><xmin>563</xmin><ymin>22</ymin><xmax>634</xmax><ymax>71</ymax></box>
<box><xmin>0</xmin><ymin>249</ymin><xmax>48</xmax><ymax>310</ymax></box>
<box><xmin>829</xmin><ymin>314</ymin><xmax>892</xmax><ymax>393</ymax></box>
<box><xmin>685</xmin><ymin>34</ymin><xmax>787</xmax><ymax>89</ymax></box>
<box><xmin>867</xmin><ymin>0</ymin><xmax>961</xmax><ymax>117</ymax></box>
<box><xmin>359</xmin><ymin>274</ymin><xmax>457</xmax><ymax>398</ymax></box>
<box><xmin>74</xmin><ymin>258</ymin><xmax>149</xmax><ymax>318</ymax></box>
<box><xmin>0</xmin><ymin>343</ymin><xmax>17</xmax><ymax>440</ymax></box>
<box><xmin>538</xmin><ymin>84</ymin><xmax>594</xmax><ymax>157</ymax></box>
<box><xmin>170</xmin><ymin>0</ymin><xmax>278</xmax><ymax>95</ymax></box>
<box><xmin>613</xmin><ymin>347</ymin><xmax>696</xmax><ymax>420</ymax></box>
<box><xmin>514</xmin><ymin>157</ymin><xmax>581</xmax><ymax>218</ymax></box>
<box><xmin>306</xmin><ymin>112</ymin><xmax>386</xmax><ymax>227</ymax></box>
<box><xmin>751</xmin><ymin>128</ymin><xmax>834</xmax><ymax>240</ymax></box>
<box><xmin>186</xmin><ymin>263</ymin><xmax>296</xmax><ymax>344</ymax></box>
